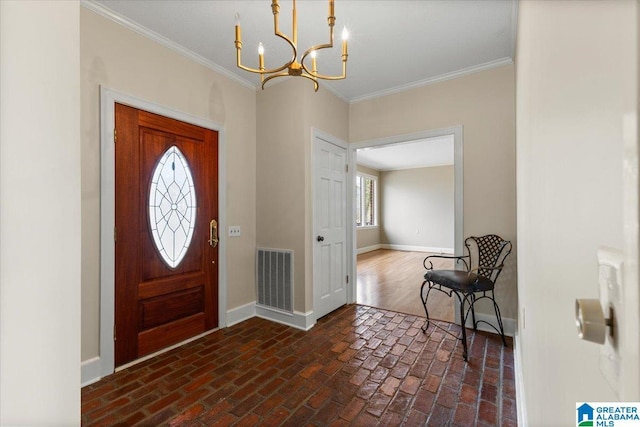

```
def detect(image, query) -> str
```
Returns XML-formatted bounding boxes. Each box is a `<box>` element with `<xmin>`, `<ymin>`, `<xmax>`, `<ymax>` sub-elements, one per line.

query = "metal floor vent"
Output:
<box><xmin>256</xmin><ymin>248</ymin><xmax>293</xmax><ymax>313</ymax></box>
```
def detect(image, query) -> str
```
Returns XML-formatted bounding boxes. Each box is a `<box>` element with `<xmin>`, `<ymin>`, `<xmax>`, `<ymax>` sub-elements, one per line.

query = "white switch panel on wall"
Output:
<box><xmin>228</xmin><ymin>226</ymin><xmax>241</xmax><ymax>237</ymax></box>
<box><xmin>597</xmin><ymin>246</ymin><xmax>624</xmax><ymax>397</ymax></box>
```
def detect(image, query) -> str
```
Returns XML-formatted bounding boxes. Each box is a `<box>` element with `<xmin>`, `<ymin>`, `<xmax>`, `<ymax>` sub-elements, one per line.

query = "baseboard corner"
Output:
<box><xmin>226</xmin><ymin>301</ymin><xmax>256</xmax><ymax>327</ymax></box>
<box><xmin>81</xmin><ymin>356</ymin><xmax>102</xmax><ymax>387</ymax></box>
<box><xmin>255</xmin><ymin>306</ymin><xmax>315</xmax><ymax>331</ymax></box>
<box><xmin>357</xmin><ymin>244</ymin><xmax>382</xmax><ymax>255</ymax></box>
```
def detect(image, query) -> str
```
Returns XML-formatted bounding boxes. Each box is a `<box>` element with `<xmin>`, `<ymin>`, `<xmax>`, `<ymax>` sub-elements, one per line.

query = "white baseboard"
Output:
<box><xmin>514</xmin><ymin>331</ymin><xmax>528</xmax><ymax>427</ymax></box>
<box><xmin>477</xmin><ymin>313</ymin><xmax>516</xmax><ymax>337</ymax></box>
<box><xmin>81</xmin><ymin>356</ymin><xmax>102</xmax><ymax>387</ymax></box>
<box><xmin>356</xmin><ymin>244</ymin><xmax>454</xmax><ymax>255</ymax></box>
<box><xmin>228</xmin><ymin>302</ymin><xmax>316</xmax><ymax>331</ymax></box>
<box><xmin>226</xmin><ymin>301</ymin><xmax>256</xmax><ymax>327</ymax></box>
<box><xmin>461</xmin><ymin>311</ymin><xmax>516</xmax><ymax>337</ymax></box>
<box><xmin>383</xmin><ymin>244</ymin><xmax>454</xmax><ymax>254</ymax></box>
<box><xmin>255</xmin><ymin>305</ymin><xmax>315</xmax><ymax>331</ymax></box>
<box><xmin>357</xmin><ymin>244</ymin><xmax>382</xmax><ymax>254</ymax></box>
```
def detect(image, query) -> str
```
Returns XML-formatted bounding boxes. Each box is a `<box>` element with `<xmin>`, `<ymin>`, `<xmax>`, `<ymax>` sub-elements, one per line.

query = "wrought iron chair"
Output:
<box><xmin>420</xmin><ymin>235</ymin><xmax>512</xmax><ymax>360</ymax></box>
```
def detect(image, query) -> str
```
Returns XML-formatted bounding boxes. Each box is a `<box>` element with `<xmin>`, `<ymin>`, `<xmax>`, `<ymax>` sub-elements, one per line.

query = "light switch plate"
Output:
<box><xmin>228</xmin><ymin>226</ymin><xmax>241</xmax><ymax>237</ymax></box>
<box><xmin>597</xmin><ymin>246</ymin><xmax>624</xmax><ymax>397</ymax></box>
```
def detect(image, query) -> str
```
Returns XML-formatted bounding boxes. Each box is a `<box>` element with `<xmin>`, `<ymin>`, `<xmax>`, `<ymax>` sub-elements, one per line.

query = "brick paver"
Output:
<box><xmin>82</xmin><ymin>305</ymin><xmax>516</xmax><ymax>426</ymax></box>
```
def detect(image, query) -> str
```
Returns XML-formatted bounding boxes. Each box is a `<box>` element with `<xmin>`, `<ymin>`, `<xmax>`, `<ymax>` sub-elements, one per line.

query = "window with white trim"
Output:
<box><xmin>356</xmin><ymin>173</ymin><xmax>377</xmax><ymax>227</ymax></box>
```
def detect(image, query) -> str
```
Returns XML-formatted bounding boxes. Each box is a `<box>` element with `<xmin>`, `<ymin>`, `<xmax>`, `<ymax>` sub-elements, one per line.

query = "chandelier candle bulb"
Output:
<box><xmin>234</xmin><ymin>13</ymin><xmax>241</xmax><ymax>46</ymax></box>
<box><xmin>291</xmin><ymin>0</ymin><xmax>297</xmax><ymax>46</ymax></box>
<box><xmin>342</xmin><ymin>27</ymin><xmax>348</xmax><ymax>56</ymax></box>
<box><xmin>258</xmin><ymin>43</ymin><xmax>265</xmax><ymax>80</ymax></box>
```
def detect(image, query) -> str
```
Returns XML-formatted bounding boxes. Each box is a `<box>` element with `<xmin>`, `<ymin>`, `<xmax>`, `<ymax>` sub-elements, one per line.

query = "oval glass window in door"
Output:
<box><xmin>148</xmin><ymin>145</ymin><xmax>197</xmax><ymax>268</ymax></box>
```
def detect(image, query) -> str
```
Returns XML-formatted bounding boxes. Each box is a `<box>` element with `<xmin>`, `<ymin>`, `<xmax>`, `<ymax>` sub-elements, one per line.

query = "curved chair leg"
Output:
<box><xmin>491</xmin><ymin>291</ymin><xmax>507</xmax><ymax>346</ymax></box>
<box><xmin>458</xmin><ymin>292</ymin><xmax>469</xmax><ymax>361</ymax></box>
<box><xmin>420</xmin><ymin>280</ymin><xmax>432</xmax><ymax>333</ymax></box>
<box><xmin>470</xmin><ymin>293</ymin><xmax>478</xmax><ymax>331</ymax></box>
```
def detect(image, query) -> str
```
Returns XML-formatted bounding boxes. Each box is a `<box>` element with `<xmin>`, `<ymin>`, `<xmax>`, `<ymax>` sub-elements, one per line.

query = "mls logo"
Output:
<box><xmin>577</xmin><ymin>403</ymin><xmax>595</xmax><ymax>426</ymax></box>
<box><xmin>577</xmin><ymin>402</ymin><xmax>640</xmax><ymax>426</ymax></box>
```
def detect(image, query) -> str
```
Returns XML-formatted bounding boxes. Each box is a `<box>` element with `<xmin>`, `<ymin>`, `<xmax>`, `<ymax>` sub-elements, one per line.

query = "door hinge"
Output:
<box><xmin>113</xmin><ymin>324</ymin><xmax>116</xmax><ymax>341</ymax></box>
<box><xmin>114</xmin><ymin>226</ymin><xmax>117</xmax><ymax>242</ymax></box>
<box><xmin>346</xmin><ymin>275</ymin><xmax>349</xmax><ymax>284</ymax></box>
<box><xmin>114</xmin><ymin>128</ymin><xmax>117</xmax><ymax>143</ymax></box>
<box><xmin>345</xmin><ymin>164</ymin><xmax>348</xmax><ymax>173</ymax></box>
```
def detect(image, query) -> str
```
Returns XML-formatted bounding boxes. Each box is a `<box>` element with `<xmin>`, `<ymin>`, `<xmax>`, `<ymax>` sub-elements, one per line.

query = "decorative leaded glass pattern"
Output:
<box><xmin>149</xmin><ymin>145</ymin><xmax>197</xmax><ymax>268</ymax></box>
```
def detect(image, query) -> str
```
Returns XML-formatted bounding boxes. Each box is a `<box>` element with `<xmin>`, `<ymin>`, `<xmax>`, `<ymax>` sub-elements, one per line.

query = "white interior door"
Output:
<box><xmin>313</xmin><ymin>136</ymin><xmax>348</xmax><ymax>320</ymax></box>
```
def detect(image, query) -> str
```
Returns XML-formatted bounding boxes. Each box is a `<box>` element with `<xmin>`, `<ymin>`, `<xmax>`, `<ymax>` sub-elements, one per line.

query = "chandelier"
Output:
<box><xmin>234</xmin><ymin>0</ymin><xmax>349</xmax><ymax>91</ymax></box>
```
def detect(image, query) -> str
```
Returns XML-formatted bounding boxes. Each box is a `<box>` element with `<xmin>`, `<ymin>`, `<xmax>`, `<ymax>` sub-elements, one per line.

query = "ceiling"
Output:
<box><xmin>87</xmin><ymin>0</ymin><xmax>517</xmax><ymax>103</ymax></box>
<box><xmin>357</xmin><ymin>135</ymin><xmax>453</xmax><ymax>171</ymax></box>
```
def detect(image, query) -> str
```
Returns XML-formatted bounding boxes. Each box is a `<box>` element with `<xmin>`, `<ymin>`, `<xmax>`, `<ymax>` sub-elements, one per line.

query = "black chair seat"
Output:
<box><xmin>424</xmin><ymin>270</ymin><xmax>495</xmax><ymax>292</ymax></box>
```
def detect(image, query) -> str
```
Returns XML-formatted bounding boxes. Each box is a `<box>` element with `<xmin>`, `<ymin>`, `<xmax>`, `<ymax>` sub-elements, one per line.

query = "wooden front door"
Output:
<box><xmin>115</xmin><ymin>103</ymin><xmax>218</xmax><ymax>367</ymax></box>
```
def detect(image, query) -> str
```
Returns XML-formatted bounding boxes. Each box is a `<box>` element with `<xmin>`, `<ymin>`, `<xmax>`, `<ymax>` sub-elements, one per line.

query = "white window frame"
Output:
<box><xmin>356</xmin><ymin>172</ymin><xmax>378</xmax><ymax>228</ymax></box>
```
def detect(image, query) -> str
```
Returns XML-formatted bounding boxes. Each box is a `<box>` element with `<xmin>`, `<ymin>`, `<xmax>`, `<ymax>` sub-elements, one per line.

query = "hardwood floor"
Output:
<box><xmin>357</xmin><ymin>249</ymin><xmax>455</xmax><ymax>322</ymax></box>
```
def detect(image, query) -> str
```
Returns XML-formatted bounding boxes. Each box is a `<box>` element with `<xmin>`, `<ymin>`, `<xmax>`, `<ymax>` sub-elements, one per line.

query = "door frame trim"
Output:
<box><xmin>311</xmin><ymin>128</ymin><xmax>353</xmax><ymax>321</ymax></box>
<box><xmin>99</xmin><ymin>86</ymin><xmax>227</xmax><ymax>377</ymax></box>
<box><xmin>349</xmin><ymin>125</ymin><xmax>464</xmax><ymax>309</ymax></box>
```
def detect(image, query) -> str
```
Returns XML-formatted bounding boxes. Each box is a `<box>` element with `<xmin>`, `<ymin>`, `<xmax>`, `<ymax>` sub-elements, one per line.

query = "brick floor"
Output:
<box><xmin>82</xmin><ymin>305</ymin><xmax>516</xmax><ymax>426</ymax></box>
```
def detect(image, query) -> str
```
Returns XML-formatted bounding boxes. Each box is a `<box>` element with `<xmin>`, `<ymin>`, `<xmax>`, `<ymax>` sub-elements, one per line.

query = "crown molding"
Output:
<box><xmin>349</xmin><ymin>57</ymin><xmax>514</xmax><ymax>104</ymax></box>
<box><xmin>80</xmin><ymin>0</ymin><xmax>256</xmax><ymax>91</ymax></box>
<box><xmin>81</xmin><ymin>0</ymin><xmax>515</xmax><ymax>105</ymax></box>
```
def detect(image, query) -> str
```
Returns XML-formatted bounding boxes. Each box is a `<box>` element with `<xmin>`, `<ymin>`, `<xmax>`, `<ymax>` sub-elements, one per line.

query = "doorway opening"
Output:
<box><xmin>349</xmin><ymin>127</ymin><xmax>463</xmax><ymax>322</ymax></box>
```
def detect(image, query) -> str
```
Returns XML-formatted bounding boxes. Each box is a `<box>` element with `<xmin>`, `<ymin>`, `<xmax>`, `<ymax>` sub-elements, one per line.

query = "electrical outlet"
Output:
<box><xmin>228</xmin><ymin>226</ymin><xmax>241</xmax><ymax>237</ymax></box>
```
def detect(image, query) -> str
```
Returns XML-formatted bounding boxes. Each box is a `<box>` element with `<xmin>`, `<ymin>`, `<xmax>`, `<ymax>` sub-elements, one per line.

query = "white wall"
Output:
<box><xmin>380</xmin><ymin>166</ymin><xmax>454</xmax><ymax>251</ymax></box>
<box><xmin>350</xmin><ymin>64</ymin><xmax>517</xmax><ymax>319</ymax></box>
<box><xmin>256</xmin><ymin>78</ymin><xmax>349</xmax><ymax>312</ymax></box>
<box><xmin>256</xmin><ymin>79</ymin><xmax>308</xmax><ymax>312</ymax></box>
<box><xmin>0</xmin><ymin>1</ymin><xmax>81</xmax><ymax>423</ymax></box>
<box><xmin>516</xmin><ymin>1</ymin><xmax>637</xmax><ymax>424</ymax></box>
